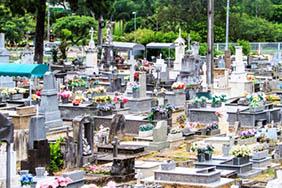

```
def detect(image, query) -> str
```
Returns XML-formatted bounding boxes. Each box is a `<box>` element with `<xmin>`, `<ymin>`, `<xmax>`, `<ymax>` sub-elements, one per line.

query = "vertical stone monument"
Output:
<box><xmin>229</xmin><ymin>46</ymin><xmax>253</xmax><ymax>97</ymax></box>
<box><xmin>127</xmin><ymin>72</ymin><xmax>152</xmax><ymax>113</ymax></box>
<box><xmin>85</xmin><ymin>27</ymin><xmax>99</xmax><ymax>75</ymax></box>
<box><xmin>39</xmin><ymin>72</ymin><xmax>63</xmax><ymax>130</ymax></box>
<box><xmin>174</xmin><ymin>29</ymin><xmax>186</xmax><ymax>71</ymax></box>
<box><xmin>0</xmin><ymin>33</ymin><xmax>10</xmax><ymax>63</ymax></box>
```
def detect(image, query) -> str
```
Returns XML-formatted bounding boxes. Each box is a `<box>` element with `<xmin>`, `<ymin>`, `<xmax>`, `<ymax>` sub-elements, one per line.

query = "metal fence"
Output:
<box><xmin>215</xmin><ymin>42</ymin><xmax>282</xmax><ymax>55</ymax></box>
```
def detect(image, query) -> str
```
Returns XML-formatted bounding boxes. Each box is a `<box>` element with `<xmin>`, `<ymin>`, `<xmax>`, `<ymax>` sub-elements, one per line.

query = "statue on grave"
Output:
<box><xmin>109</xmin><ymin>114</ymin><xmax>126</xmax><ymax>142</ymax></box>
<box><xmin>105</xmin><ymin>21</ymin><xmax>113</xmax><ymax>45</ymax></box>
<box><xmin>95</xmin><ymin>125</ymin><xmax>110</xmax><ymax>145</ymax></box>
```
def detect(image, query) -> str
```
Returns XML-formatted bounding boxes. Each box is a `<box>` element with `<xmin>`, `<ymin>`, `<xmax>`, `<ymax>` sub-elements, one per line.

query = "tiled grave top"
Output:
<box><xmin>135</xmin><ymin>161</ymin><xmax>162</xmax><ymax>169</ymax></box>
<box><xmin>155</xmin><ymin>167</ymin><xmax>220</xmax><ymax>176</ymax></box>
<box><xmin>190</xmin><ymin>105</ymin><xmax>248</xmax><ymax>113</ymax></box>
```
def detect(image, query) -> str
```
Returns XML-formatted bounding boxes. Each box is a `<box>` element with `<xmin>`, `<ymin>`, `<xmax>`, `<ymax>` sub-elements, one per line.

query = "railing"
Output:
<box><xmin>215</xmin><ymin>42</ymin><xmax>282</xmax><ymax>55</ymax></box>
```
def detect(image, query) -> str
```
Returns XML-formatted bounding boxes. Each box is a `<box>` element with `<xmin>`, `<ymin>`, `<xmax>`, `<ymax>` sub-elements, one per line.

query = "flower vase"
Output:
<box><xmin>204</xmin><ymin>153</ymin><xmax>212</xmax><ymax>161</ymax></box>
<box><xmin>132</xmin><ymin>89</ymin><xmax>140</xmax><ymax>98</ymax></box>
<box><xmin>197</xmin><ymin>153</ymin><xmax>205</xmax><ymax>162</ymax></box>
<box><xmin>120</xmin><ymin>102</ymin><xmax>124</xmax><ymax>109</ymax></box>
<box><xmin>61</xmin><ymin>97</ymin><xmax>69</xmax><ymax>104</ymax></box>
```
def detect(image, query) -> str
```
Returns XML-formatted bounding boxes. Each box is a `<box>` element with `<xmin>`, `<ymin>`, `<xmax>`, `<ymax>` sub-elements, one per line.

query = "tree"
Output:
<box><xmin>67</xmin><ymin>0</ymin><xmax>115</xmax><ymax>46</ymax></box>
<box><xmin>52</xmin><ymin>15</ymin><xmax>97</xmax><ymax>59</ymax></box>
<box><xmin>3</xmin><ymin>0</ymin><xmax>46</xmax><ymax>63</ymax></box>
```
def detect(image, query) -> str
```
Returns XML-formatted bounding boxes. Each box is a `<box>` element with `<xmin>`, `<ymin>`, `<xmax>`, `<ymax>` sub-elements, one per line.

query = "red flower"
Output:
<box><xmin>122</xmin><ymin>98</ymin><xmax>128</xmax><ymax>104</ymax></box>
<box><xmin>134</xmin><ymin>72</ymin><xmax>139</xmax><ymax>80</ymax></box>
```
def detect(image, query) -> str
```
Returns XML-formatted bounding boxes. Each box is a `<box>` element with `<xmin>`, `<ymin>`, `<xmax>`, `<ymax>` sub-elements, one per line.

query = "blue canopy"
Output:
<box><xmin>0</xmin><ymin>63</ymin><xmax>49</xmax><ymax>78</ymax></box>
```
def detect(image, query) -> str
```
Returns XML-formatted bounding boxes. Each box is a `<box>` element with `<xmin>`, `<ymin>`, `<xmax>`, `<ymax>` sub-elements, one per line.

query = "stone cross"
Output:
<box><xmin>112</xmin><ymin>136</ymin><xmax>119</xmax><ymax>158</ymax></box>
<box><xmin>90</xmin><ymin>27</ymin><xmax>94</xmax><ymax>41</ymax></box>
<box><xmin>187</xmin><ymin>34</ymin><xmax>191</xmax><ymax>50</ymax></box>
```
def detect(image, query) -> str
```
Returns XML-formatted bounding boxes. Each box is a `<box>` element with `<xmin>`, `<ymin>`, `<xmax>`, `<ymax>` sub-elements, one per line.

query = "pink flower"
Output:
<box><xmin>107</xmin><ymin>181</ymin><xmax>116</xmax><ymax>188</ymax></box>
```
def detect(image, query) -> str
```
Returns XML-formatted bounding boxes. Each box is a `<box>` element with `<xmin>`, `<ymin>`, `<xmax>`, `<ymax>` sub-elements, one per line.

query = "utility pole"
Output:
<box><xmin>132</xmin><ymin>12</ymin><xmax>137</xmax><ymax>42</ymax></box>
<box><xmin>207</xmin><ymin>0</ymin><xmax>214</xmax><ymax>87</ymax></box>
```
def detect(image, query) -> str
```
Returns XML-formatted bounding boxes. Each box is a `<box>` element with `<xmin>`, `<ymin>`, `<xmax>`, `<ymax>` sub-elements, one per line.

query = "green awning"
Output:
<box><xmin>0</xmin><ymin>63</ymin><xmax>49</xmax><ymax>78</ymax></box>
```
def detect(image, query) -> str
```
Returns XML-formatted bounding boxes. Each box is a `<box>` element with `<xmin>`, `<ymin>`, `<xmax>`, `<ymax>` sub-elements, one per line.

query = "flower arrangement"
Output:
<box><xmin>171</xmin><ymin>82</ymin><xmax>185</xmax><ymax>90</ymax></box>
<box><xmin>246</xmin><ymin>93</ymin><xmax>265</xmax><ymax>110</ymax></box>
<box><xmin>191</xmin><ymin>143</ymin><xmax>214</xmax><ymax>156</ymax></box>
<box><xmin>0</xmin><ymin>88</ymin><xmax>9</xmax><ymax>96</ymax></box>
<box><xmin>72</xmin><ymin>98</ymin><xmax>81</xmax><ymax>106</ymax></box>
<box><xmin>85</xmin><ymin>165</ymin><xmax>111</xmax><ymax>175</ymax></box>
<box><xmin>239</xmin><ymin>129</ymin><xmax>256</xmax><ymax>139</ymax></box>
<box><xmin>87</xmin><ymin>86</ymin><xmax>106</xmax><ymax>95</ymax></box>
<box><xmin>113</xmin><ymin>96</ymin><xmax>128</xmax><ymax>104</ymax></box>
<box><xmin>20</xmin><ymin>174</ymin><xmax>33</xmax><ymax>186</ymax></box>
<box><xmin>97</xmin><ymin>103</ymin><xmax>115</xmax><ymax>112</ymax></box>
<box><xmin>206</xmin><ymin>122</ymin><xmax>218</xmax><ymax>132</ymax></box>
<box><xmin>94</xmin><ymin>96</ymin><xmax>112</xmax><ymax>104</ymax></box>
<box><xmin>191</xmin><ymin>143</ymin><xmax>207</xmax><ymax>154</ymax></box>
<box><xmin>176</xmin><ymin>114</ymin><xmax>187</xmax><ymax>128</ymax></box>
<box><xmin>59</xmin><ymin>90</ymin><xmax>72</xmax><ymax>99</ymax></box>
<box><xmin>170</xmin><ymin>127</ymin><xmax>182</xmax><ymax>134</ymax></box>
<box><xmin>139</xmin><ymin>124</ymin><xmax>154</xmax><ymax>132</ymax></box>
<box><xmin>38</xmin><ymin>176</ymin><xmax>72</xmax><ymax>188</ymax></box>
<box><xmin>128</xmin><ymin>81</ymin><xmax>140</xmax><ymax>91</ymax></box>
<box><xmin>151</xmin><ymin>104</ymin><xmax>175</xmax><ymax>114</ymax></box>
<box><xmin>230</xmin><ymin>145</ymin><xmax>251</xmax><ymax>157</ymax></box>
<box><xmin>67</xmin><ymin>77</ymin><xmax>87</xmax><ymax>88</ymax></box>
<box><xmin>253</xmin><ymin>143</ymin><xmax>268</xmax><ymax>152</ymax></box>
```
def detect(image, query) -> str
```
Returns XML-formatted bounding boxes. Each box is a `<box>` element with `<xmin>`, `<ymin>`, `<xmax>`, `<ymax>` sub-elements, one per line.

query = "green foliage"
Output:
<box><xmin>237</xmin><ymin>40</ymin><xmax>251</xmax><ymax>55</ymax></box>
<box><xmin>52</xmin><ymin>15</ymin><xmax>97</xmax><ymax>45</ymax></box>
<box><xmin>48</xmin><ymin>138</ymin><xmax>64</xmax><ymax>173</ymax></box>
<box><xmin>139</xmin><ymin>124</ymin><xmax>154</xmax><ymax>132</ymax></box>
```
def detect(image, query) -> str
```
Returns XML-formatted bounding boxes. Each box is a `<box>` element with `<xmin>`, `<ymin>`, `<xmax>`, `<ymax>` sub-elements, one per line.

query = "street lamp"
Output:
<box><xmin>132</xmin><ymin>12</ymin><xmax>137</xmax><ymax>42</ymax></box>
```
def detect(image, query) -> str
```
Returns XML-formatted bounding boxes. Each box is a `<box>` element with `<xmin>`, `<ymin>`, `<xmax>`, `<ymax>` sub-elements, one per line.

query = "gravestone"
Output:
<box><xmin>174</xmin><ymin>29</ymin><xmax>186</xmax><ymax>71</ymax></box>
<box><xmin>28</xmin><ymin>115</ymin><xmax>46</xmax><ymax>149</ymax></box>
<box><xmin>85</xmin><ymin>27</ymin><xmax>99</xmax><ymax>75</ymax></box>
<box><xmin>229</xmin><ymin>46</ymin><xmax>252</xmax><ymax>98</ymax></box>
<box><xmin>39</xmin><ymin>72</ymin><xmax>63</xmax><ymax>130</ymax></box>
<box><xmin>101</xmin><ymin>21</ymin><xmax>114</xmax><ymax>69</ymax></box>
<box><xmin>149</xmin><ymin>120</ymin><xmax>169</xmax><ymax>150</ymax></box>
<box><xmin>0</xmin><ymin>76</ymin><xmax>15</xmax><ymax>88</ymax></box>
<box><xmin>0</xmin><ymin>33</ymin><xmax>10</xmax><ymax>64</ymax></box>
<box><xmin>127</xmin><ymin>72</ymin><xmax>152</xmax><ymax>113</ymax></box>
<box><xmin>0</xmin><ymin>144</ymin><xmax>18</xmax><ymax>187</ymax></box>
<box><xmin>21</xmin><ymin>45</ymin><xmax>34</xmax><ymax>64</ymax></box>
<box><xmin>73</xmin><ymin>116</ymin><xmax>95</xmax><ymax>167</ymax></box>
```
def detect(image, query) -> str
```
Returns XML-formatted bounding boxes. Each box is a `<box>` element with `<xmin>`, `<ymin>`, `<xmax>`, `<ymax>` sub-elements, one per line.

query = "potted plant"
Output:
<box><xmin>59</xmin><ymin>90</ymin><xmax>72</xmax><ymax>103</ymax></box>
<box><xmin>191</xmin><ymin>143</ymin><xmax>206</xmax><ymax>162</ymax></box>
<box><xmin>230</xmin><ymin>145</ymin><xmax>251</xmax><ymax>165</ymax></box>
<box><xmin>204</xmin><ymin>144</ymin><xmax>214</xmax><ymax>161</ymax></box>
<box><xmin>252</xmin><ymin>143</ymin><xmax>268</xmax><ymax>160</ymax></box>
<box><xmin>138</xmin><ymin>124</ymin><xmax>154</xmax><ymax>137</ymax></box>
